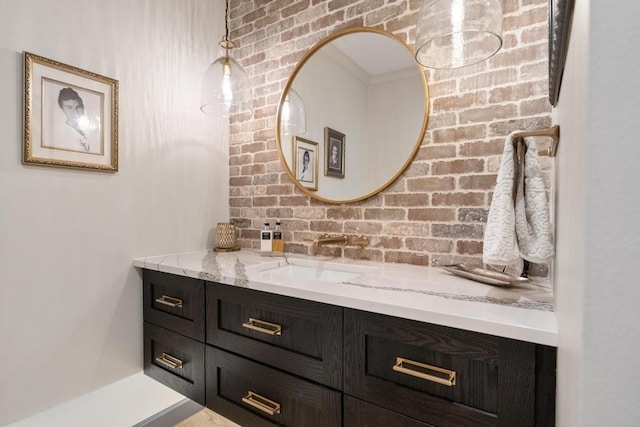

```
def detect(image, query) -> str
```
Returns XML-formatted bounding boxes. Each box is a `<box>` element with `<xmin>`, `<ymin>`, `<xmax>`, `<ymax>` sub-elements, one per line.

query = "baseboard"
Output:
<box><xmin>134</xmin><ymin>398</ymin><xmax>203</xmax><ymax>427</ymax></box>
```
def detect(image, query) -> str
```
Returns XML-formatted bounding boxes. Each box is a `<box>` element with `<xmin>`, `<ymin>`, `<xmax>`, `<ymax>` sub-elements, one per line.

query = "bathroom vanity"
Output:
<box><xmin>135</xmin><ymin>250</ymin><xmax>557</xmax><ymax>426</ymax></box>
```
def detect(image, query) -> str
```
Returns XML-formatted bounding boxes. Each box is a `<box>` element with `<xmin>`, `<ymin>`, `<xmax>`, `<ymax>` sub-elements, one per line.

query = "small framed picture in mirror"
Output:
<box><xmin>324</xmin><ymin>127</ymin><xmax>345</xmax><ymax>178</ymax></box>
<box><xmin>293</xmin><ymin>136</ymin><xmax>318</xmax><ymax>191</ymax></box>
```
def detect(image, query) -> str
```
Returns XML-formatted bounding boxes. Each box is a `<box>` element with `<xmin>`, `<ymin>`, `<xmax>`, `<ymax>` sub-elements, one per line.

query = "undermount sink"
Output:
<box><xmin>249</xmin><ymin>258</ymin><xmax>377</xmax><ymax>283</ymax></box>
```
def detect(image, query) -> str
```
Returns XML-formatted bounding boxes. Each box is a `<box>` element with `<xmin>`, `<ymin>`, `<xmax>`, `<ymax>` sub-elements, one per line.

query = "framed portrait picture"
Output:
<box><xmin>293</xmin><ymin>136</ymin><xmax>318</xmax><ymax>191</ymax></box>
<box><xmin>548</xmin><ymin>0</ymin><xmax>575</xmax><ymax>107</ymax></box>
<box><xmin>324</xmin><ymin>127</ymin><xmax>345</xmax><ymax>178</ymax></box>
<box><xmin>23</xmin><ymin>52</ymin><xmax>119</xmax><ymax>171</ymax></box>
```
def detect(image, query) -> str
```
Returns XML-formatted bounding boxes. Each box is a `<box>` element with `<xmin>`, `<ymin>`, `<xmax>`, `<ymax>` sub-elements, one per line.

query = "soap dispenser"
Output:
<box><xmin>260</xmin><ymin>222</ymin><xmax>272</xmax><ymax>255</ymax></box>
<box><xmin>272</xmin><ymin>220</ymin><xmax>284</xmax><ymax>256</ymax></box>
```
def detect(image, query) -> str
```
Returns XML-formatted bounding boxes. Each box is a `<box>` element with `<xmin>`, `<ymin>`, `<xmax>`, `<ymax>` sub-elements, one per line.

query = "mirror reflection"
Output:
<box><xmin>276</xmin><ymin>27</ymin><xmax>429</xmax><ymax>203</ymax></box>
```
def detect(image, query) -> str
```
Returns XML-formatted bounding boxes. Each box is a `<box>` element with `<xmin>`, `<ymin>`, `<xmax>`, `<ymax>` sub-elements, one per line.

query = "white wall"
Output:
<box><xmin>368</xmin><ymin>70</ymin><xmax>425</xmax><ymax>180</ymax></box>
<box><xmin>581</xmin><ymin>0</ymin><xmax>640</xmax><ymax>423</ymax></box>
<box><xmin>553</xmin><ymin>1</ymin><xmax>588</xmax><ymax>424</ymax></box>
<box><xmin>555</xmin><ymin>0</ymin><xmax>640</xmax><ymax>425</ymax></box>
<box><xmin>0</xmin><ymin>0</ymin><xmax>228</xmax><ymax>423</ymax></box>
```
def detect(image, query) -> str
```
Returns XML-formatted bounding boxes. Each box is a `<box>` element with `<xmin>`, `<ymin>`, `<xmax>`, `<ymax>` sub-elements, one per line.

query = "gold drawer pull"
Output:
<box><xmin>242</xmin><ymin>317</ymin><xmax>282</xmax><ymax>336</ymax></box>
<box><xmin>155</xmin><ymin>352</ymin><xmax>184</xmax><ymax>369</ymax></box>
<box><xmin>392</xmin><ymin>357</ymin><xmax>456</xmax><ymax>387</ymax></box>
<box><xmin>242</xmin><ymin>391</ymin><xmax>281</xmax><ymax>415</ymax></box>
<box><xmin>155</xmin><ymin>295</ymin><xmax>183</xmax><ymax>308</ymax></box>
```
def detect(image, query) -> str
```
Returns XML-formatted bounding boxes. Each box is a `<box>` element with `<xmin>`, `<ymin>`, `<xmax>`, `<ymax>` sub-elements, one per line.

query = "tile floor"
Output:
<box><xmin>176</xmin><ymin>408</ymin><xmax>240</xmax><ymax>427</ymax></box>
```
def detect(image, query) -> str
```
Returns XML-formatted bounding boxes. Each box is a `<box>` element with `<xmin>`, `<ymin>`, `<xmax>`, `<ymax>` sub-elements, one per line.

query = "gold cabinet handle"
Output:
<box><xmin>154</xmin><ymin>295</ymin><xmax>183</xmax><ymax>308</ymax></box>
<box><xmin>242</xmin><ymin>317</ymin><xmax>282</xmax><ymax>336</ymax></box>
<box><xmin>242</xmin><ymin>391</ymin><xmax>281</xmax><ymax>415</ymax></box>
<box><xmin>392</xmin><ymin>357</ymin><xmax>456</xmax><ymax>387</ymax></box>
<box><xmin>155</xmin><ymin>352</ymin><xmax>184</xmax><ymax>369</ymax></box>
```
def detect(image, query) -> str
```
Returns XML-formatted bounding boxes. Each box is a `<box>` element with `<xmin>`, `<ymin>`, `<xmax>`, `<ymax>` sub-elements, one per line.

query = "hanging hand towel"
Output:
<box><xmin>514</xmin><ymin>139</ymin><xmax>555</xmax><ymax>262</ymax></box>
<box><xmin>483</xmin><ymin>133</ymin><xmax>520</xmax><ymax>265</ymax></box>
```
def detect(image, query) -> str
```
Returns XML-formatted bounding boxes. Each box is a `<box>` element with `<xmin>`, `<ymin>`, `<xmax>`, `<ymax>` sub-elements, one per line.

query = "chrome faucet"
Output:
<box><xmin>312</xmin><ymin>234</ymin><xmax>348</xmax><ymax>247</ymax></box>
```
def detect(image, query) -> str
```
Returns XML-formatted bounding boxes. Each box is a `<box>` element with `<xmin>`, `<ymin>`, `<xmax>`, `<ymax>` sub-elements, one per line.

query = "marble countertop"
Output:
<box><xmin>133</xmin><ymin>249</ymin><xmax>557</xmax><ymax>346</ymax></box>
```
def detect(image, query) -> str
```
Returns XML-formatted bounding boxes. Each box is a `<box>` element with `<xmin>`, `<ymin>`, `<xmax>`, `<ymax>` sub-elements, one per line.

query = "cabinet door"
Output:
<box><xmin>206</xmin><ymin>282</ymin><xmax>343</xmax><ymax>389</ymax></box>
<box><xmin>144</xmin><ymin>322</ymin><xmax>205</xmax><ymax>405</ymax></box>
<box><xmin>344</xmin><ymin>309</ymin><xmax>541</xmax><ymax>427</ymax></box>
<box><xmin>344</xmin><ymin>395</ymin><xmax>435</xmax><ymax>427</ymax></box>
<box><xmin>143</xmin><ymin>270</ymin><xmax>205</xmax><ymax>341</ymax></box>
<box><xmin>206</xmin><ymin>347</ymin><xmax>342</xmax><ymax>427</ymax></box>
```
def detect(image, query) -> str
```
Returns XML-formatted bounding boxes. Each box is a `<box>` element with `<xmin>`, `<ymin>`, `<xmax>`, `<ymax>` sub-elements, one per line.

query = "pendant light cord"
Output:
<box><xmin>224</xmin><ymin>0</ymin><xmax>230</xmax><ymax>43</ymax></box>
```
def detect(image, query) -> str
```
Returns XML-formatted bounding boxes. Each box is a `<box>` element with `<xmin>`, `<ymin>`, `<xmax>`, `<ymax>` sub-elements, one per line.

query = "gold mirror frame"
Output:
<box><xmin>275</xmin><ymin>27</ymin><xmax>430</xmax><ymax>204</ymax></box>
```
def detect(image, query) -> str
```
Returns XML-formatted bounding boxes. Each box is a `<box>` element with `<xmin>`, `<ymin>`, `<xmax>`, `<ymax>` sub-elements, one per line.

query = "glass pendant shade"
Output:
<box><xmin>415</xmin><ymin>0</ymin><xmax>503</xmax><ymax>69</ymax></box>
<box><xmin>200</xmin><ymin>54</ymin><xmax>252</xmax><ymax>117</ymax></box>
<box><xmin>281</xmin><ymin>89</ymin><xmax>306</xmax><ymax>136</ymax></box>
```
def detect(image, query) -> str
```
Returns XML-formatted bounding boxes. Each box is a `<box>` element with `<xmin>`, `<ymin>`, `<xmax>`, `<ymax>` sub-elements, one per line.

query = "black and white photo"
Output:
<box><xmin>23</xmin><ymin>52</ymin><xmax>118</xmax><ymax>171</ymax></box>
<box><xmin>293</xmin><ymin>136</ymin><xmax>318</xmax><ymax>191</ymax></box>
<box><xmin>324</xmin><ymin>127</ymin><xmax>345</xmax><ymax>178</ymax></box>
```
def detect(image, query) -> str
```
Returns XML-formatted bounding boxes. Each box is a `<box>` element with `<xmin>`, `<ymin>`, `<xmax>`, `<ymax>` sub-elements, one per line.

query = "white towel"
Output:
<box><xmin>483</xmin><ymin>133</ymin><xmax>554</xmax><ymax>265</ymax></box>
<box><xmin>514</xmin><ymin>138</ymin><xmax>555</xmax><ymax>262</ymax></box>
<box><xmin>483</xmin><ymin>134</ymin><xmax>519</xmax><ymax>265</ymax></box>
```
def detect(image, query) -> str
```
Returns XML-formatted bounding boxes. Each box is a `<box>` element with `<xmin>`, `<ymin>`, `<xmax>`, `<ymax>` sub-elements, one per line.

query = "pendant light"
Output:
<box><xmin>415</xmin><ymin>0</ymin><xmax>503</xmax><ymax>69</ymax></box>
<box><xmin>281</xmin><ymin>88</ymin><xmax>306</xmax><ymax>136</ymax></box>
<box><xmin>200</xmin><ymin>0</ymin><xmax>252</xmax><ymax>117</ymax></box>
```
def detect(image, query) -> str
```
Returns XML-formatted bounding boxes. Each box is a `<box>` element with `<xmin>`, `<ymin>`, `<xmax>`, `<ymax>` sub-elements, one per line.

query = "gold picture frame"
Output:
<box><xmin>23</xmin><ymin>52</ymin><xmax>119</xmax><ymax>171</ymax></box>
<box><xmin>293</xmin><ymin>136</ymin><xmax>318</xmax><ymax>191</ymax></box>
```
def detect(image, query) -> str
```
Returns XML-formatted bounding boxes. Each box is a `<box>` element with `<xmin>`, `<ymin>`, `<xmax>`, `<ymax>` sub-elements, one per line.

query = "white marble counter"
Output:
<box><xmin>133</xmin><ymin>249</ymin><xmax>557</xmax><ymax>346</ymax></box>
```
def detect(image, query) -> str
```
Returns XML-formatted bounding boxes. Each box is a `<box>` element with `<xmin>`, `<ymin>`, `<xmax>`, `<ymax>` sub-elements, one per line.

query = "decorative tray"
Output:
<box><xmin>441</xmin><ymin>264</ymin><xmax>530</xmax><ymax>287</ymax></box>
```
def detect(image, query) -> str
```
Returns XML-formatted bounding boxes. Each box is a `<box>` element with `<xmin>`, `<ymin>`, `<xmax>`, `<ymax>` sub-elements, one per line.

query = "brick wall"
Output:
<box><xmin>228</xmin><ymin>0</ymin><xmax>552</xmax><ymax>269</ymax></box>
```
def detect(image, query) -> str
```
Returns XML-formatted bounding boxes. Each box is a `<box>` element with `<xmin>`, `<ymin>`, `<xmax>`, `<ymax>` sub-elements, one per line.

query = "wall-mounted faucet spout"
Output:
<box><xmin>312</xmin><ymin>234</ymin><xmax>348</xmax><ymax>247</ymax></box>
<box><xmin>354</xmin><ymin>235</ymin><xmax>369</xmax><ymax>248</ymax></box>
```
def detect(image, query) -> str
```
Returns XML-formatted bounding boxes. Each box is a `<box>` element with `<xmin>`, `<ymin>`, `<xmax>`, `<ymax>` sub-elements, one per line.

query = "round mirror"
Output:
<box><xmin>276</xmin><ymin>27</ymin><xmax>429</xmax><ymax>204</ymax></box>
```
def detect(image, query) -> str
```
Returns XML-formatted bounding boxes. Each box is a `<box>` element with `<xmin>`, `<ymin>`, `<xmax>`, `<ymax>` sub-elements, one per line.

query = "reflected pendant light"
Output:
<box><xmin>281</xmin><ymin>88</ymin><xmax>306</xmax><ymax>136</ymax></box>
<box><xmin>200</xmin><ymin>0</ymin><xmax>252</xmax><ymax>117</ymax></box>
<box><xmin>415</xmin><ymin>0</ymin><xmax>503</xmax><ymax>69</ymax></box>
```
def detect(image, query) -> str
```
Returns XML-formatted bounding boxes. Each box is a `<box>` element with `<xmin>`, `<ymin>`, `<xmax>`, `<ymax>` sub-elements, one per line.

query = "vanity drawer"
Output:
<box><xmin>344</xmin><ymin>395</ymin><xmax>434</xmax><ymax>427</ymax></box>
<box><xmin>206</xmin><ymin>347</ymin><xmax>341</xmax><ymax>427</ymax></box>
<box><xmin>344</xmin><ymin>309</ymin><xmax>539</xmax><ymax>427</ymax></box>
<box><xmin>143</xmin><ymin>322</ymin><xmax>205</xmax><ymax>405</ymax></box>
<box><xmin>143</xmin><ymin>270</ymin><xmax>205</xmax><ymax>341</ymax></box>
<box><xmin>206</xmin><ymin>282</ymin><xmax>343</xmax><ymax>389</ymax></box>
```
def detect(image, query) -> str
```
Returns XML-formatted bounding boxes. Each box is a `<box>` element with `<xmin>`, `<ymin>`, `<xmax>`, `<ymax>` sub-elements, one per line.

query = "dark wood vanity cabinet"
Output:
<box><xmin>205</xmin><ymin>282</ymin><xmax>343</xmax><ymax>389</ymax></box>
<box><xmin>344</xmin><ymin>395</ymin><xmax>435</xmax><ymax>427</ymax></box>
<box><xmin>205</xmin><ymin>283</ymin><xmax>343</xmax><ymax>426</ymax></box>
<box><xmin>144</xmin><ymin>322</ymin><xmax>205</xmax><ymax>405</ymax></box>
<box><xmin>206</xmin><ymin>347</ymin><xmax>342</xmax><ymax>427</ymax></box>
<box><xmin>142</xmin><ymin>270</ymin><xmax>206</xmax><ymax>405</ymax></box>
<box><xmin>343</xmin><ymin>309</ymin><xmax>556</xmax><ymax>427</ymax></box>
<box><xmin>141</xmin><ymin>269</ymin><xmax>556</xmax><ymax>426</ymax></box>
